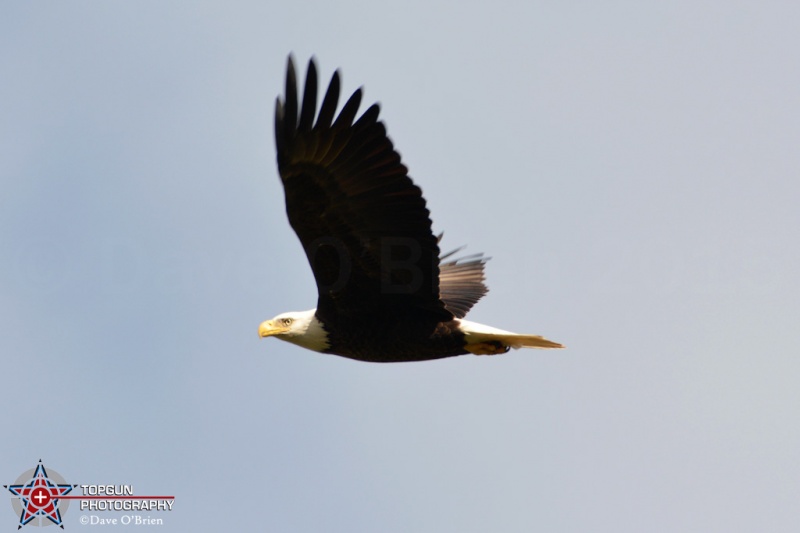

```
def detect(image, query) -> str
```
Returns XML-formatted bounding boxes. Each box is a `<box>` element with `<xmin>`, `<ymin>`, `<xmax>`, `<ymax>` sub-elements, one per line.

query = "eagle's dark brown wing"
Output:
<box><xmin>275</xmin><ymin>57</ymin><xmax>453</xmax><ymax>326</ymax></box>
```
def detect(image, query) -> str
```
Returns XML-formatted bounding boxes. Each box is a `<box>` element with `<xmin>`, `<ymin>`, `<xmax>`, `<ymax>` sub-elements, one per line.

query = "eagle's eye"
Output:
<box><xmin>281</xmin><ymin>318</ymin><xmax>293</xmax><ymax>326</ymax></box>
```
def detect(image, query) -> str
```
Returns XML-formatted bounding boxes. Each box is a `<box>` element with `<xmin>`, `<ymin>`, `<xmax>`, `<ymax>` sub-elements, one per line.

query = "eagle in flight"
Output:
<box><xmin>259</xmin><ymin>57</ymin><xmax>563</xmax><ymax>362</ymax></box>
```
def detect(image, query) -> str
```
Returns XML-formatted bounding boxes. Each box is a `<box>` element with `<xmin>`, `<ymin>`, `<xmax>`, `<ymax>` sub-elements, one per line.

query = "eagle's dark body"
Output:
<box><xmin>318</xmin><ymin>316</ymin><xmax>468</xmax><ymax>363</ymax></box>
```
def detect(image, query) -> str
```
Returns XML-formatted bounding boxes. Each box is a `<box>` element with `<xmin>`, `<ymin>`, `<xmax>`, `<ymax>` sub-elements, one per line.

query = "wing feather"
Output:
<box><xmin>438</xmin><ymin>250</ymin><xmax>489</xmax><ymax>318</ymax></box>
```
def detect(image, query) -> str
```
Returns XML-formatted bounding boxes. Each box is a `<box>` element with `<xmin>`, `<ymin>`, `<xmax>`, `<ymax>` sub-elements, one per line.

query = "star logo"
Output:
<box><xmin>5</xmin><ymin>460</ymin><xmax>76</xmax><ymax>529</ymax></box>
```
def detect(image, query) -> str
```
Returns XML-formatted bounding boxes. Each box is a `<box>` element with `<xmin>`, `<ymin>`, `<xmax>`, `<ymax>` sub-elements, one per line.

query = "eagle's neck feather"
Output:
<box><xmin>288</xmin><ymin>309</ymin><xmax>330</xmax><ymax>352</ymax></box>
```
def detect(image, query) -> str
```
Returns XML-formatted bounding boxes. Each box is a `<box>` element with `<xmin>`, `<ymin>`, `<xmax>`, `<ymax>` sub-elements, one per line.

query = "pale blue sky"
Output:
<box><xmin>2</xmin><ymin>2</ymin><xmax>799</xmax><ymax>532</ymax></box>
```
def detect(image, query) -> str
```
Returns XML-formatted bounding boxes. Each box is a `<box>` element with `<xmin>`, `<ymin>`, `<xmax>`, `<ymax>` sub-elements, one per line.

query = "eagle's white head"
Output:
<box><xmin>258</xmin><ymin>309</ymin><xmax>329</xmax><ymax>352</ymax></box>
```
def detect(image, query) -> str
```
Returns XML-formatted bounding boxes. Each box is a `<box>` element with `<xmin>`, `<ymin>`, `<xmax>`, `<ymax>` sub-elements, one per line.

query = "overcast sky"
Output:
<box><xmin>2</xmin><ymin>2</ymin><xmax>799</xmax><ymax>532</ymax></box>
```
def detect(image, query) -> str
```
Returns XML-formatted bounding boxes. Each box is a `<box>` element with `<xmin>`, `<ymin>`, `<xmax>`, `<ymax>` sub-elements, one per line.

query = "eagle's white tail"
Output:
<box><xmin>491</xmin><ymin>333</ymin><xmax>564</xmax><ymax>349</ymax></box>
<box><xmin>458</xmin><ymin>319</ymin><xmax>564</xmax><ymax>355</ymax></box>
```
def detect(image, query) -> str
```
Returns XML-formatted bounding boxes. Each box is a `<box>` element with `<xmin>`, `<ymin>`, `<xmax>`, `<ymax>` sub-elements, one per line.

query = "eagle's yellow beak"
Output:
<box><xmin>258</xmin><ymin>320</ymin><xmax>282</xmax><ymax>338</ymax></box>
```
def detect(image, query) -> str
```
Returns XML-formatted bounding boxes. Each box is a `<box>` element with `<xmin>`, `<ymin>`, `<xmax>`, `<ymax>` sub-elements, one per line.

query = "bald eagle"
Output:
<box><xmin>258</xmin><ymin>57</ymin><xmax>563</xmax><ymax>363</ymax></box>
